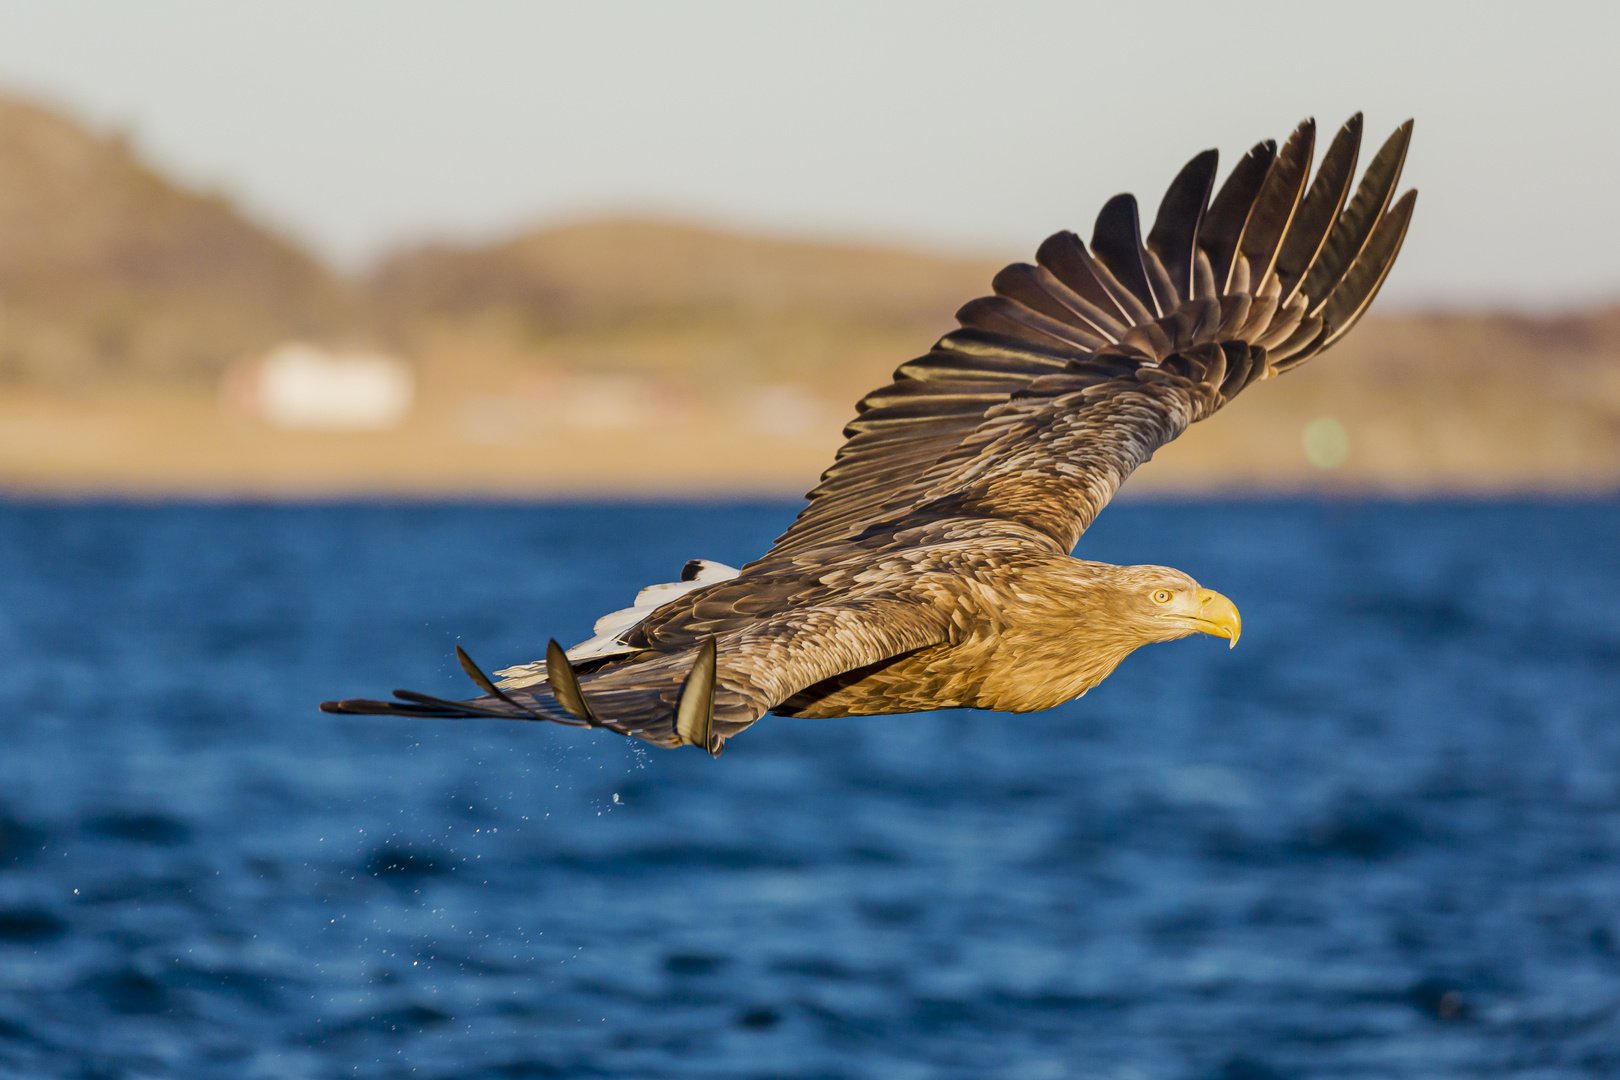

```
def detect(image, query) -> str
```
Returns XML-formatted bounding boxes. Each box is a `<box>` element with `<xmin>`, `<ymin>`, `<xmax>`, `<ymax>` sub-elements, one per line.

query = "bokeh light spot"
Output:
<box><xmin>1303</xmin><ymin>417</ymin><xmax>1350</xmax><ymax>469</ymax></box>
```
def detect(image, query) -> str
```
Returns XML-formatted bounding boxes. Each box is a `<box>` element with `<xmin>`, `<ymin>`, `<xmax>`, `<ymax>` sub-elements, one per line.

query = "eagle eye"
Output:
<box><xmin>1151</xmin><ymin>589</ymin><xmax>1173</xmax><ymax>604</ymax></box>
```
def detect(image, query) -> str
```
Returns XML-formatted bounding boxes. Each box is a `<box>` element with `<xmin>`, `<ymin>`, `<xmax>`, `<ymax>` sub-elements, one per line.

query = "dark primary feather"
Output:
<box><xmin>1146</xmin><ymin>148</ymin><xmax>1219</xmax><ymax>304</ymax></box>
<box><xmin>1275</xmin><ymin>114</ymin><xmax>1364</xmax><ymax>305</ymax></box>
<box><xmin>1200</xmin><ymin>139</ymin><xmax>1276</xmax><ymax>292</ymax></box>
<box><xmin>1300</xmin><ymin>120</ymin><xmax>1412</xmax><ymax>318</ymax></box>
<box><xmin>1091</xmin><ymin>195</ymin><xmax>1162</xmax><ymax>316</ymax></box>
<box><xmin>1314</xmin><ymin>188</ymin><xmax>1418</xmax><ymax>353</ymax></box>
<box><xmin>1238</xmin><ymin>121</ymin><xmax>1315</xmax><ymax>288</ymax></box>
<box><xmin>323</xmin><ymin>114</ymin><xmax>1417</xmax><ymax>751</ymax></box>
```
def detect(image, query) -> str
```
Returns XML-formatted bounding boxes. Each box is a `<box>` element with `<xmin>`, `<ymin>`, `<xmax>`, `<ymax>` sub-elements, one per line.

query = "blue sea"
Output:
<box><xmin>1</xmin><ymin>499</ymin><xmax>1618</xmax><ymax>1079</ymax></box>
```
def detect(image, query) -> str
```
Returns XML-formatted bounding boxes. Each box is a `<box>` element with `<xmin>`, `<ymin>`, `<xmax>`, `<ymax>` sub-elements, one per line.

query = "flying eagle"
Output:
<box><xmin>323</xmin><ymin>115</ymin><xmax>1416</xmax><ymax>756</ymax></box>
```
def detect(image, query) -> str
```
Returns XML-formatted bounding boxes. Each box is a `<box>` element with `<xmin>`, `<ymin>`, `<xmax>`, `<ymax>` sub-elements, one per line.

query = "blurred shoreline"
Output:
<box><xmin>3</xmin><ymin>94</ymin><xmax>1618</xmax><ymax>499</ymax></box>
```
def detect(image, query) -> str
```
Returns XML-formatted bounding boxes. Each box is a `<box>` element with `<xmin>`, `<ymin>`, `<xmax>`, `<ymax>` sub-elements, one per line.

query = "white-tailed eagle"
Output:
<box><xmin>323</xmin><ymin>115</ymin><xmax>1415</xmax><ymax>756</ymax></box>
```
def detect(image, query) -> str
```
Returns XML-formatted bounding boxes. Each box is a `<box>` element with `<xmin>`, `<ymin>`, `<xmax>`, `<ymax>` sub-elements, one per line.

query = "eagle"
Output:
<box><xmin>323</xmin><ymin>115</ymin><xmax>1416</xmax><ymax>756</ymax></box>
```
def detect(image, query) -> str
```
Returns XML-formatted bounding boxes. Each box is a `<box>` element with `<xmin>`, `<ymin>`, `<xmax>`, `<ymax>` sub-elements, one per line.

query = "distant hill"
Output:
<box><xmin>368</xmin><ymin>218</ymin><xmax>1005</xmax><ymax>394</ymax></box>
<box><xmin>0</xmin><ymin>92</ymin><xmax>1616</xmax><ymax>495</ymax></box>
<box><xmin>0</xmin><ymin>95</ymin><xmax>357</xmax><ymax>384</ymax></box>
<box><xmin>372</xmin><ymin>217</ymin><xmax>1002</xmax><ymax>330</ymax></box>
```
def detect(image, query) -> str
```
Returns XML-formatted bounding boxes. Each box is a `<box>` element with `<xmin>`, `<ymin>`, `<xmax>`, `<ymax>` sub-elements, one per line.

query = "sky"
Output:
<box><xmin>0</xmin><ymin>0</ymin><xmax>1615</xmax><ymax>309</ymax></box>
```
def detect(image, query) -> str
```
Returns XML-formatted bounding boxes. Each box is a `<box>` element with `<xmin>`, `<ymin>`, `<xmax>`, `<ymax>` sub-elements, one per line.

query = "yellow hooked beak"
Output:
<box><xmin>1191</xmin><ymin>589</ymin><xmax>1242</xmax><ymax>648</ymax></box>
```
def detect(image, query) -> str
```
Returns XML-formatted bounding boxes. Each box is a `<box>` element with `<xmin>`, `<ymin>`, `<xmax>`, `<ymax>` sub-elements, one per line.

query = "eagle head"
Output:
<box><xmin>1110</xmin><ymin>565</ymin><xmax>1242</xmax><ymax>648</ymax></box>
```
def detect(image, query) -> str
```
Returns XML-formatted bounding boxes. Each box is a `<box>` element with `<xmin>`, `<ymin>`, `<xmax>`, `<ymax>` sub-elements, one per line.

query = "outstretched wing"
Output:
<box><xmin>322</xmin><ymin>588</ymin><xmax>950</xmax><ymax>754</ymax></box>
<box><xmin>763</xmin><ymin>115</ymin><xmax>1415</xmax><ymax>559</ymax></box>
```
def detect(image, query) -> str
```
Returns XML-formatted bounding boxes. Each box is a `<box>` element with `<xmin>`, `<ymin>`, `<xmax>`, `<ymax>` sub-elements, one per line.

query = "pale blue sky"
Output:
<box><xmin>0</xmin><ymin>0</ymin><xmax>1614</xmax><ymax>308</ymax></box>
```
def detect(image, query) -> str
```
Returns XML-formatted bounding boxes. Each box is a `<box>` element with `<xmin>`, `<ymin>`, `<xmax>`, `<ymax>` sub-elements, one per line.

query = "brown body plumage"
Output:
<box><xmin>323</xmin><ymin>114</ymin><xmax>1415</xmax><ymax>755</ymax></box>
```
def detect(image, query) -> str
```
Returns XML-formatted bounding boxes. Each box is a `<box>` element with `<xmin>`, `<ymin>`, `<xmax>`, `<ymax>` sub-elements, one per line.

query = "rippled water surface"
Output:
<box><xmin>1</xmin><ymin>499</ymin><xmax>1619</xmax><ymax>1079</ymax></box>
